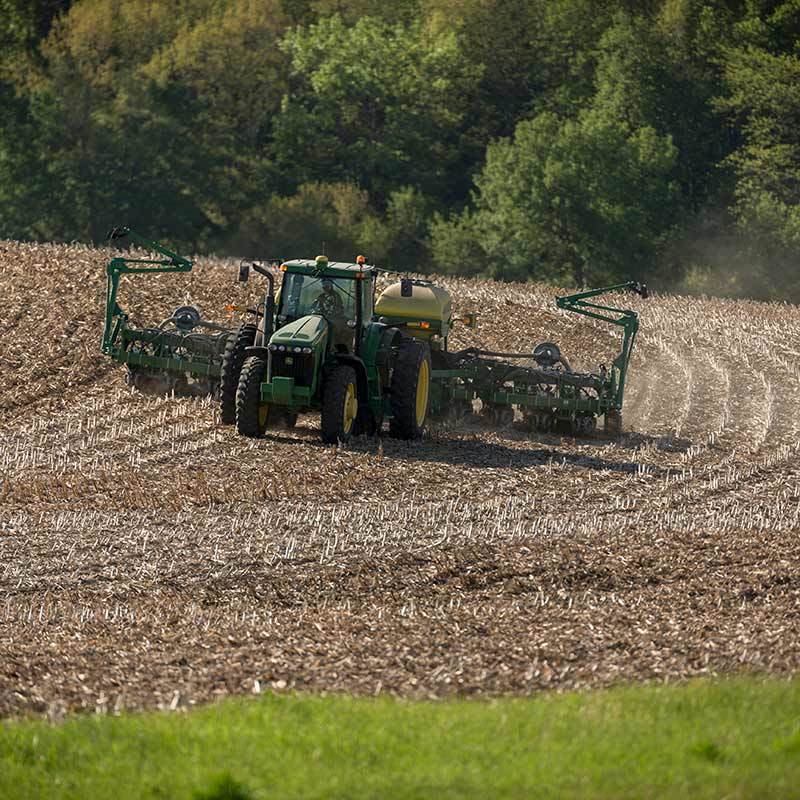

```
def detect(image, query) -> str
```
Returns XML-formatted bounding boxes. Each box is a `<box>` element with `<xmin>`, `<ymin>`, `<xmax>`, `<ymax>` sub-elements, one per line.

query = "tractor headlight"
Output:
<box><xmin>293</xmin><ymin>346</ymin><xmax>303</xmax><ymax>353</ymax></box>
<box><xmin>302</xmin><ymin>347</ymin><xmax>312</xmax><ymax>354</ymax></box>
<box><xmin>268</xmin><ymin>344</ymin><xmax>277</xmax><ymax>351</ymax></box>
<box><xmin>278</xmin><ymin>345</ymin><xmax>286</xmax><ymax>352</ymax></box>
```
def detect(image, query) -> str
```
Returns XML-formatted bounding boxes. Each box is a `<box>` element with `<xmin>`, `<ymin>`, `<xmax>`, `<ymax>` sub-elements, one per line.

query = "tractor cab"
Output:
<box><xmin>230</xmin><ymin>254</ymin><xmax>434</xmax><ymax>444</ymax></box>
<box><xmin>274</xmin><ymin>256</ymin><xmax>375</xmax><ymax>353</ymax></box>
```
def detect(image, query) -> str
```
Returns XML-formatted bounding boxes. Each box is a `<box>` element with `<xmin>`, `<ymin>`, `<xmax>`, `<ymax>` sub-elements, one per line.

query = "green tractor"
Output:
<box><xmin>228</xmin><ymin>256</ymin><xmax>440</xmax><ymax>443</ymax></box>
<box><xmin>98</xmin><ymin>228</ymin><xmax>646</xmax><ymax>442</ymax></box>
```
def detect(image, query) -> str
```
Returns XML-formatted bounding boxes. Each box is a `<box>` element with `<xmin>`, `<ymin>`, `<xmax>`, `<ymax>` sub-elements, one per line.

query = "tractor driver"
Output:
<box><xmin>313</xmin><ymin>279</ymin><xmax>352</xmax><ymax>348</ymax></box>
<box><xmin>314</xmin><ymin>279</ymin><xmax>345</xmax><ymax>319</ymax></box>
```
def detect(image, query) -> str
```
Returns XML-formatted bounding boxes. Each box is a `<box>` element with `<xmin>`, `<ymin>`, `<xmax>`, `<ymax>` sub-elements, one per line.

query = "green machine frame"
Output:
<box><xmin>427</xmin><ymin>281</ymin><xmax>647</xmax><ymax>431</ymax></box>
<box><xmin>102</xmin><ymin>227</ymin><xmax>192</xmax><ymax>354</ymax></box>
<box><xmin>101</xmin><ymin>227</ymin><xmax>230</xmax><ymax>390</ymax></box>
<box><xmin>555</xmin><ymin>281</ymin><xmax>646</xmax><ymax>410</ymax></box>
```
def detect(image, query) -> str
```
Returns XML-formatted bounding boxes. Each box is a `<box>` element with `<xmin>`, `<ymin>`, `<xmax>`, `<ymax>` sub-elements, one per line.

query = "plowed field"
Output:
<box><xmin>2</xmin><ymin>241</ymin><xmax>799</xmax><ymax>718</ymax></box>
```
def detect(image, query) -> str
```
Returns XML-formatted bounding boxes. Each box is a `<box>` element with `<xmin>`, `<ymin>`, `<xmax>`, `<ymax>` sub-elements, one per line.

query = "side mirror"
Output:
<box><xmin>633</xmin><ymin>282</ymin><xmax>648</xmax><ymax>299</ymax></box>
<box><xmin>459</xmin><ymin>312</ymin><xmax>478</xmax><ymax>329</ymax></box>
<box><xmin>400</xmin><ymin>278</ymin><xmax>413</xmax><ymax>297</ymax></box>
<box><xmin>238</xmin><ymin>263</ymin><xmax>250</xmax><ymax>283</ymax></box>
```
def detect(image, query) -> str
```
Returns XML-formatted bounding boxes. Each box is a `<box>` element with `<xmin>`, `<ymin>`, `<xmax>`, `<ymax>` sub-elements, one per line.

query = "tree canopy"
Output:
<box><xmin>0</xmin><ymin>0</ymin><xmax>799</xmax><ymax>298</ymax></box>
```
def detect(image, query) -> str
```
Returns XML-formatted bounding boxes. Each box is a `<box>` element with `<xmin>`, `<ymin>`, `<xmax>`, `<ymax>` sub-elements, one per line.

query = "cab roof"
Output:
<box><xmin>282</xmin><ymin>258</ymin><xmax>376</xmax><ymax>278</ymax></box>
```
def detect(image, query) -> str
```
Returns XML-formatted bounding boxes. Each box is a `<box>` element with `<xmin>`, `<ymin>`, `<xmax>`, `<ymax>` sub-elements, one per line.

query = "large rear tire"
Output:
<box><xmin>220</xmin><ymin>323</ymin><xmax>257</xmax><ymax>424</ymax></box>
<box><xmin>236</xmin><ymin>355</ymin><xmax>270</xmax><ymax>437</ymax></box>
<box><xmin>321</xmin><ymin>365</ymin><xmax>358</xmax><ymax>444</ymax></box>
<box><xmin>389</xmin><ymin>339</ymin><xmax>431</xmax><ymax>440</ymax></box>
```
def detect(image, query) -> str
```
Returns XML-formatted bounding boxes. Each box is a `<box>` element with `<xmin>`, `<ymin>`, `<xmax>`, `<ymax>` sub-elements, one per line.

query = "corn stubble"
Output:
<box><xmin>1</xmin><ymin>240</ymin><xmax>800</xmax><ymax>718</ymax></box>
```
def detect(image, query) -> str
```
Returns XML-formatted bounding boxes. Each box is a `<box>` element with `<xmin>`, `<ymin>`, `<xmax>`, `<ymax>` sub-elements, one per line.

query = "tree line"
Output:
<box><xmin>1</xmin><ymin>0</ymin><xmax>799</xmax><ymax>299</ymax></box>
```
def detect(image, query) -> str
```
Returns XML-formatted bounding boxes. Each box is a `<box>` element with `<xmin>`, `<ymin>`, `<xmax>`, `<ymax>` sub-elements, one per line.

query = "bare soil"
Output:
<box><xmin>1</xmin><ymin>240</ymin><xmax>799</xmax><ymax>717</ymax></box>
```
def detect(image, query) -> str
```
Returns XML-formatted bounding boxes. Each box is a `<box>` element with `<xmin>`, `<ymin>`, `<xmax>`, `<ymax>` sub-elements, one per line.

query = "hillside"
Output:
<box><xmin>1</xmin><ymin>240</ymin><xmax>799</xmax><ymax>717</ymax></box>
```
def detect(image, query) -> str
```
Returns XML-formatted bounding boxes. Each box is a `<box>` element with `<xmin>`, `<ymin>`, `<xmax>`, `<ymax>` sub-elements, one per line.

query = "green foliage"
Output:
<box><xmin>0</xmin><ymin>0</ymin><xmax>799</xmax><ymax>299</ymax></box>
<box><xmin>274</xmin><ymin>14</ymin><xmax>482</xmax><ymax>205</ymax></box>
<box><xmin>593</xmin><ymin>9</ymin><xmax>727</xmax><ymax>211</ymax></box>
<box><xmin>192</xmin><ymin>772</ymin><xmax>254</xmax><ymax>800</ymax></box>
<box><xmin>429</xmin><ymin>208</ymin><xmax>486</xmax><ymax>275</ymax></box>
<box><xmin>0</xmin><ymin>0</ymin><xmax>71</xmax><ymax>61</ymax></box>
<box><xmin>433</xmin><ymin>110</ymin><xmax>678</xmax><ymax>285</ymax></box>
<box><xmin>0</xmin><ymin>0</ymin><xmax>291</xmax><ymax>245</ymax></box>
<box><xmin>235</xmin><ymin>181</ymin><xmax>377</xmax><ymax>261</ymax></box>
<box><xmin>718</xmin><ymin>45</ymin><xmax>800</xmax><ymax>249</ymax></box>
<box><xmin>310</xmin><ymin>0</ymin><xmax>420</xmax><ymax>24</ymax></box>
<box><xmin>375</xmin><ymin>187</ymin><xmax>435</xmax><ymax>269</ymax></box>
<box><xmin>2</xmin><ymin>678</ymin><xmax>800</xmax><ymax>799</ymax></box>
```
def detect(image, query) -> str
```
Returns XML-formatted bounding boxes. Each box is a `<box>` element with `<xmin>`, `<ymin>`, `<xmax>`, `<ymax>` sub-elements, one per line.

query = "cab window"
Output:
<box><xmin>277</xmin><ymin>274</ymin><xmax>357</xmax><ymax>323</ymax></box>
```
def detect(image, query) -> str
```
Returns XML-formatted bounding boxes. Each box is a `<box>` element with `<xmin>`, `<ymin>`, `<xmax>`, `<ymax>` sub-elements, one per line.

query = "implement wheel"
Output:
<box><xmin>389</xmin><ymin>339</ymin><xmax>431</xmax><ymax>440</ymax></box>
<box><xmin>236</xmin><ymin>355</ymin><xmax>271</xmax><ymax>437</ymax></box>
<box><xmin>490</xmin><ymin>405</ymin><xmax>515</xmax><ymax>427</ymax></box>
<box><xmin>220</xmin><ymin>323</ymin><xmax>257</xmax><ymax>424</ymax></box>
<box><xmin>447</xmin><ymin>399</ymin><xmax>472</xmax><ymax>424</ymax></box>
<box><xmin>321</xmin><ymin>365</ymin><xmax>359</xmax><ymax>444</ymax></box>
<box><xmin>605</xmin><ymin>409</ymin><xmax>622</xmax><ymax>436</ymax></box>
<box><xmin>577</xmin><ymin>413</ymin><xmax>597</xmax><ymax>436</ymax></box>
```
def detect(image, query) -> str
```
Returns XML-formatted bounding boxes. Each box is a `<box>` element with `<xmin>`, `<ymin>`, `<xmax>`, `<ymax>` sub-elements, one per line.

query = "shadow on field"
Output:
<box><xmin>375</xmin><ymin>437</ymin><xmax>667</xmax><ymax>475</ymax></box>
<box><xmin>263</xmin><ymin>424</ymin><xmax>669</xmax><ymax>476</ymax></box>
<box><xmin>614</xmin><ymin>430</ymin><xmax>694</xmax><ymax>453</ymax></box>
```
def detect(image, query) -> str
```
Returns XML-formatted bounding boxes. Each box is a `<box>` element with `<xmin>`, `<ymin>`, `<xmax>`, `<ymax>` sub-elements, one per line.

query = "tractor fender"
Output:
<box><xmin>376</xmin><ymin>326</ymin><xmax>403</xmax><ymax>365</ymax></box>
<box><xmin>333</xmin><ymin>354</ymin><xmax>369</xmax><ymax>403</ymax></box>
<box><xmin>361</xmin><ymin>323</ymin><xmax>403</xmax><ymax>390</ymax></box>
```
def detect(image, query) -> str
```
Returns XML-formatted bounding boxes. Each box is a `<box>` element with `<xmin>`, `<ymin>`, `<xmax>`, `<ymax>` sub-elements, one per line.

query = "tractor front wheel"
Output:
<box><xmin>389</xmin><ymin>339</ymin><xmax>431</xmax><ymax>440</ymax></box>
<box><xmin>236</xmin><ymin>355</ymin><xmax>271</xmax><ymax>437</ymax></box>
<box><xmin>220</xmin><ymin>323</ymin><xmax>257</xmax><ymax>424</ymax></box>
<box><xmin>321</xmin><ymin>365</ymin><xmax>359</xmax><ymax>444</ymax></box>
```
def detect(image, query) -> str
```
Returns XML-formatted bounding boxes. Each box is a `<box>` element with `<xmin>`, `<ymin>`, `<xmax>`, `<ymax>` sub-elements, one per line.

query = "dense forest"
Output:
<box><xmin>1</xmin><ymin>0</ymin><xmax>799</xmax><ymax>298</ymax></box>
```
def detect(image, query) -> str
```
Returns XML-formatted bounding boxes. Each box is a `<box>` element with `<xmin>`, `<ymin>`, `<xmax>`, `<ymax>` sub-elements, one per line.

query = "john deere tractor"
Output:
<box><xmin>99</xmin><ymin>228</ymin><xmax>645</xmax><ymax>442</ymax></box>
<box><xmin>229</xmin><ymin>256</ymin><xmax>440</xmax><ymax>443</ymax></box>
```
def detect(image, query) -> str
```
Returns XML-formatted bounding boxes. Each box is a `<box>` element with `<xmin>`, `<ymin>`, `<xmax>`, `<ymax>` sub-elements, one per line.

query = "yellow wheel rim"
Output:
<box><xmin>416</xmin><ymin>359</ymin><xmax>430</xmax><ymax>426</ymax></box>
<box><xmin>258</xmin><ymin>403</ymin><xmax>270</xmax><ymax>429</ymax></box>
<box><xmin>343</xmin><ymin>382</ymin><xmax>357</xmax><ymax>433</ymax></box>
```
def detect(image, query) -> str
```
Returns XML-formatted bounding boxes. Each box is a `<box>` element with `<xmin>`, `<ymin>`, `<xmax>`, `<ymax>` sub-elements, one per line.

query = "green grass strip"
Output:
<box><xmin>1</xmin><ymin>677</ymin><xmax>799</xmax><ymax>799</ymax></box>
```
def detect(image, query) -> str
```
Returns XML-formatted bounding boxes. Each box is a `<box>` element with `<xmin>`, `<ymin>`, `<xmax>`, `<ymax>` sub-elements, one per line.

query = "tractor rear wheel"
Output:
<box><xmin>321</xmin><ymin>365</ymin><xmax>359</xmax><ymax>444</ymax></box>
<box><xmin>220</xmin><ymin>323</ymin><xmax>257</xmax><ymax>424</ymax></box>
<box><xmin>236</xmin><ymin>355</ymin><xmax>271</xmax><ymax>437</ymax></box>
<box><xmin>389</xmin><ymin>339</ymin><xmax>431</xmax><ymax>440</ymax></box>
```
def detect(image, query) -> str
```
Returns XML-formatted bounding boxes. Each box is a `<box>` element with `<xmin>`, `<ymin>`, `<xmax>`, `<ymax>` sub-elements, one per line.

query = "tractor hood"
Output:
<box><xmin>270</xmin><ymin>314</ymin><xmax>328</xmax><ymax>348</ymax></box>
